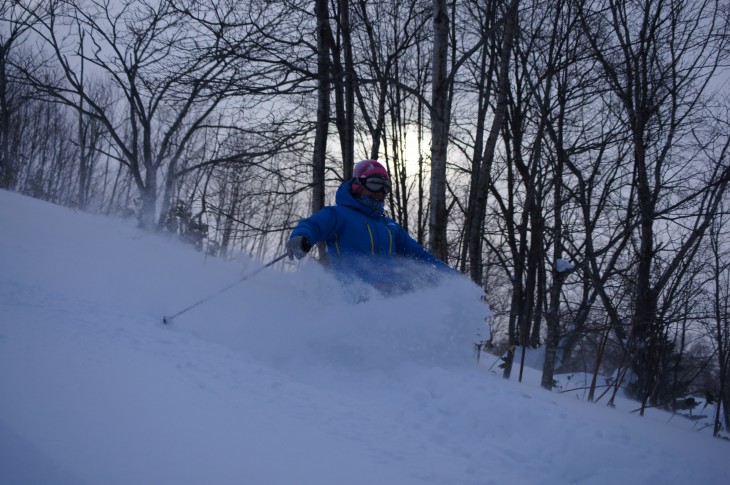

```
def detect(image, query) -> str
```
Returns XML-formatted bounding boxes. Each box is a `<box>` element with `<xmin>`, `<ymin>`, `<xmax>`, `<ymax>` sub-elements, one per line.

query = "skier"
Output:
<box><xmin>286</xmin><ymin>159</ymin><xmax>457</xmax><ymax>295</ymax></box>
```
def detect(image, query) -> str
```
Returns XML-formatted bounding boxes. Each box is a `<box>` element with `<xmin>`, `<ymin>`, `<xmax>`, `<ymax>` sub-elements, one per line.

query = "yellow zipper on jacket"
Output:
<box><xmin>364</xmin><ymin>222</ymin><xmax>394</xmax><ymax>255</ymax></box>
<box><xmin>365</xmin><ymin>223</ymin><xmax>375</xmax><ymax>255</ymax></box>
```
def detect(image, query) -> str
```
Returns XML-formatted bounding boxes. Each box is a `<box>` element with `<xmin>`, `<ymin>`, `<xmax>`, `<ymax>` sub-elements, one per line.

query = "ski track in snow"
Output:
<box><xmin>0</xmin><ymin>189</ymin><xmax>728</xmax><ymax>485</ymax></box>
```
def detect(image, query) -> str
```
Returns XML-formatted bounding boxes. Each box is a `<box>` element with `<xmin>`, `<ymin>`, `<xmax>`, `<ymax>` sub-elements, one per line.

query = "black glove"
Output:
<box><xmin>286</xmin><ymin>235</ymin><xmax>312</xmax><ymax>260</ymax></box>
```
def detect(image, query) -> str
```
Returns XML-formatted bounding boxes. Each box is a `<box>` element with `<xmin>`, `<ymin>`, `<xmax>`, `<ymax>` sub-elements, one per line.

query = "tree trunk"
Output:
<box><xmin>429</xmin><ymin>0</ymin><xmax>450</xmax><ymax>261</ymax></box>
<box><xmin>0</xmin><ymin>43</ymin><xmax>14</xmax><ymax>189</ymax></box>
<box><xmin>624</xmin><ymin>117</ymin><xmax>662</xmax><ymax>414</ymax></box>
<box><xmin>330</xmin><ymin>0</ymin><xmax>355</xmax><ymax>180</ymax></box>
<box><xmin>466</xmin><ymin>0</ymin><xmax>520</xmax><ymax>281</ymax></box>
<box><xmin>139</xmin><ymin>167</ymin><xmax>157</xmax><ymax>230</ymax></box>
<box><xmin>313</xmin><ymin>0</ymin><xmax>331</xmax><ymax>214</ymax></box>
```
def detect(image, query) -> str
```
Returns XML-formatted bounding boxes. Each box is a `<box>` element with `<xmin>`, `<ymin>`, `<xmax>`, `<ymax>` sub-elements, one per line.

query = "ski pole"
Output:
<box><xmin>162</xmin><ymin>252</ymin><xmax>288</xmax><ymax>324</ymax></box>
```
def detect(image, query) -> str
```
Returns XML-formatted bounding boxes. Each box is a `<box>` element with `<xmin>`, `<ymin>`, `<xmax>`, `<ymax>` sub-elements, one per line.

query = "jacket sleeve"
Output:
<box><xmin>393</xmin><ymin>224</ymin><xmax>458</xmax><ymax>273</ymax></box>
<box><xmin>290</xmin><ymin>207</ymin><xmax>341</xmax><ymax>244</ymax></box>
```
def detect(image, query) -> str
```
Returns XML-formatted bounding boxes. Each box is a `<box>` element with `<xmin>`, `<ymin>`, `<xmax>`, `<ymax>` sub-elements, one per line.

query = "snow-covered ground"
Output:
<box><xmin>0</xmin><ymin>189</ymin><xmax>727</xmax><ymax>485</ymax></box>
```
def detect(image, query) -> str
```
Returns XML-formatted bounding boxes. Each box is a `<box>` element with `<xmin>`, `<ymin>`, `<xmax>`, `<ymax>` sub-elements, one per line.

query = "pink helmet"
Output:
<box><xmin>351</xmin><ymin>159</ymin><xmax>389</xmax><ymax>195</ymax></box>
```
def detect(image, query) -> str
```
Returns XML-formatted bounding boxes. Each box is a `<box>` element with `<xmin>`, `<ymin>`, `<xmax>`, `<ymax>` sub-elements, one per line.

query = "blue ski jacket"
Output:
<box><xmin>290</xmin><ymin>180</ymin><xmax>454</xmax><ymax>289</ymax></box>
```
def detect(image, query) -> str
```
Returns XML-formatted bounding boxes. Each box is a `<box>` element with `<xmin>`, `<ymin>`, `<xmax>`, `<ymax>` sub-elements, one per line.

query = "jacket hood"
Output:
<box><xmin>336</xmin><ymin>180</ymin><xmax>384</xmax><ymax>217</ymax></box>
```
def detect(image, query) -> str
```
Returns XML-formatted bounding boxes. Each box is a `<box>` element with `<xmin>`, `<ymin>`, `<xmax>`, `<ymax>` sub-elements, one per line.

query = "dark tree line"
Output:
<box><xmin>3</xmin><ymin>0</ymin><xmax>730</xmax><ymax>435</ymax></box>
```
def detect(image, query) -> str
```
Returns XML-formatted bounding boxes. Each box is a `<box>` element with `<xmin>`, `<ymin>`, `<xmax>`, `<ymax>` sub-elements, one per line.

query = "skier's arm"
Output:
<box><xmin>395</xmin><ymin>227</ymin><xmax>458</xmax><ymax>273</ymax></box>
<box><xmin>290</xmin><ymin>207</ymin><xmax>341</xmax><ymax>246</ymax></box>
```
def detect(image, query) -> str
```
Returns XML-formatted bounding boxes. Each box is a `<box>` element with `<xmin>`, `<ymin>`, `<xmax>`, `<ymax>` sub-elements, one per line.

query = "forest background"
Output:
<box><xmin>1</xmin><ymin>0</ymin><xmax>729</xmax><ymax>436</ymax></box>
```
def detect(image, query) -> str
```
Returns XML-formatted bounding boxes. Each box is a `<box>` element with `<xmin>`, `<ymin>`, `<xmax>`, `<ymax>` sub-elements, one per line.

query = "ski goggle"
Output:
<box><xmin>356</xmin><ymin>177</ymin><xmax>392</xmax><ymax>194</ymax></box>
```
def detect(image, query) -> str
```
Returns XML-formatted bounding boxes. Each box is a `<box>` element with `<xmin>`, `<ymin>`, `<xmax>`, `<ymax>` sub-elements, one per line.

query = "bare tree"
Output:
<box><xmin>463</xmin><ymin>0</ymin><xmax>519</xmax><ymax>286</ymax></box>
<box><xmin>709</xmin><ymin>212</ymin><xmax>730</xmax><ymax>436</ymax></box>
<box><xmin>577</xmin><ymin>0</ymin><xmax>730</xmax><ymax>412</ymax></box>
<box><xmin>312</xmin><ymin>0</ymin><xmax>331</xmax><ymax>217</ymax></box>
<box><xmin>333</xmin><ymin>0</ymin><xmax>355</xmax><ymax>179</ymax></box>
<box><xmin>20</xmin><ymin>0</ymin><xmax>286</xmax><ymax>230</ymax></box>
<box><xmin>429</xmin><ymin>0</ymin><xmax>450</xmax><ymax>261</ymax></box>
<box><xmin>0</xmin><ymin>0</ymin><xmax>41</xmax><ymax>189</ymax></box>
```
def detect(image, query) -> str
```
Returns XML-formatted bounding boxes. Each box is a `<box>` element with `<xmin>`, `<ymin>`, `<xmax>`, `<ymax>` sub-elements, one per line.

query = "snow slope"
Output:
<box><xmin>0</xmin><ymin>189</ymin><xmax>727</xmax><ymax>485</ymax></box>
